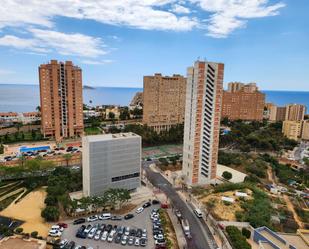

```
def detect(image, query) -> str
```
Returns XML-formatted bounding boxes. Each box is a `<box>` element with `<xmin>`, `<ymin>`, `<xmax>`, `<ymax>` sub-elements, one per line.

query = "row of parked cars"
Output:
<box><xmin>150</xmin><ymin>209</ymin><xmax>167</xmax><ymax>249</ymax></box>
<box><xmin>75</xmin><ymin>222</ymin><xmax>148</xmax><ymax>247</ymax></box>
<box><xmin>58</xmin><ymin>239</ymin><xmax>92</xmax><ymax>249</ymax></box>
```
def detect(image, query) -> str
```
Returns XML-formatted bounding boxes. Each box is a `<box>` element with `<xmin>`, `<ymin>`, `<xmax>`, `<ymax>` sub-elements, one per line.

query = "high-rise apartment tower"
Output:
<box><xmin>143</xmin><ymin>73</ymin><xmax>186</xmax><ymax>133</ymax></box>
<box><xmin>182</xmin><ymin>60</ymin><xmax>224</xmax><ymax>185</ymax></box>
<box><xmin>39</xmin><ymin>60</ymin><xmax>83</xmax><ymax>142</ymax></box>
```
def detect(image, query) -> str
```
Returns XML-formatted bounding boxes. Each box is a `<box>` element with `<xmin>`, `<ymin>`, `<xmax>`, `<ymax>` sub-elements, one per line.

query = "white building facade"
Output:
<box><xmin>83</xmin><ymin>133</ymin><xmax>141</xmax><ymax>196</ymax></box>
<box><xmin>182</xmin><ymin>60</ymin><xmax>224</xmax><ymax>185</ymax></box>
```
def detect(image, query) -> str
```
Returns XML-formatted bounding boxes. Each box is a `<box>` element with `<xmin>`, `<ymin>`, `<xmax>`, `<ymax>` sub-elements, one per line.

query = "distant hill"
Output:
<box><xmin>83</xmin><ymin>85</ymin><xmax>95</xmax><ymax>89</ymax></box>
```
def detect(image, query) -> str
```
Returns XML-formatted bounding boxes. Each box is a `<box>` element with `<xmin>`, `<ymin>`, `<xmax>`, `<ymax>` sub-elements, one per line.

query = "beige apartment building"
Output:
<box><xmin>182</xmin><ymin>60</ymin><xmax>224</xmax><ymax>185</ymax></box>
<box><xmin>302</xmin><ymin>120</ymin><xmax>309</xmax><ymax>140</ymax></box>
<box><xmin>285</xmin><ymin>104</ymin><xmax>306</xmax><ymax>121</ymax></box>
<box><xmin>221</xmin><ymin>82</ymin><xmax>265</xmax><ymax>121</ymax></box>
<box><xmin>39</xmin><ymin>60</ymin><xmax>83</xmax><ymax>142</ymax></box>
<box><xmin>269</xmin><ymin>105</ymin><xmax>287</xmax><ymax>121</ymax></box>
<box><xmin>143</xmin><ymin>73</ymin><xmax>186</xmax><ymax>132</ymax></box>
<box><xmin>282</xmin><ymin>120</ymin><xmax>303</xmax><ymax>140</ymax></box>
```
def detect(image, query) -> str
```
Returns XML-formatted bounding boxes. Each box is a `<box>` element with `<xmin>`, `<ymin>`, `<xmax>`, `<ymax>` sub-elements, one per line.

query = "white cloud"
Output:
<box><xmin>191</xmin><ymin>0</ymin><xmax>285</xmax><ymax>38</ymax></box>
<box><xmin>80</xmin><ymin>59</ymin><xmax>114</xmax><ymax>65</ymax></box>
<box><xmin>0</xmin><ymin>0</ymin><xmax>286</xmax><ymax>40</ymax></box>
<box><xmin>0</xmin><ymin>0</ymin><xmax>197</xmax><ymax>31</ymax></box>
<box><xmin>171</xmin><ymin>4</ymin><xmax>191</xmax><ymax>14</ymax></box>
<box><xmin>0</xmin><ymin>29</ymin><xmax>107</xmax><ymax>58</ymax></box>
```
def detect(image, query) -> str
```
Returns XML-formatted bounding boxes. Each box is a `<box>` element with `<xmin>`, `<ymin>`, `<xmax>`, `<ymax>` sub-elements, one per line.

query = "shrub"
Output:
<box><xmin>15</xmin><ymin>227</ymin><xmax>23</xmax><ymax>234</ymax></box>
<box><xmin>31</xmin><ymin>231</ymin><xmax>38</xmax><ymax>238</ymax></box>
<box><xmin>242</xmin><ymin>228</ymin><xmax>251</xmax><ymax>239</ymax></box>
<box><xmin>222</xmin><ymin>171</ymin><xmax>233</xmax><ymax>180</ymax></box>
<box><xmin>226</xmin><ymin>226</ymin><xmax>251</xmax><ymax>249</ymax></box>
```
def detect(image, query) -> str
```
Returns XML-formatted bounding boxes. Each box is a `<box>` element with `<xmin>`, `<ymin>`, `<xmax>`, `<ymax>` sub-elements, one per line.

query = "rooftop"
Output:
<box><xmin>0</xmin><ymin>237</ymin><xmax>46</xmax><ymax>249</ymax></box>
<box><xmin>84</xmin><ymin>132</ymin><xmax>140</xmax><ymax>142</ymax></box>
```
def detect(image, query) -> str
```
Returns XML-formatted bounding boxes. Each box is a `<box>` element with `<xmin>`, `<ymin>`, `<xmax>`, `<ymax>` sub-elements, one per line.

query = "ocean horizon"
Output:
<box><xmin>0</xmin><ymin>83</ymin><xmax>309</xmax><ymax>113</ymax></box>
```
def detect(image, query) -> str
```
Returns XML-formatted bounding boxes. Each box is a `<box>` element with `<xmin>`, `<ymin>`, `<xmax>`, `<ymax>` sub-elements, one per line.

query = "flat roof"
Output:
<box><xmin>280</xmin><ymin>233</ymin><xmax>308</xmax><ymax>249</ymax></box>
<box><xmin>84</xmin><ymin>132</ymin><xmax>140</xmax><ymax>142</ymax></box>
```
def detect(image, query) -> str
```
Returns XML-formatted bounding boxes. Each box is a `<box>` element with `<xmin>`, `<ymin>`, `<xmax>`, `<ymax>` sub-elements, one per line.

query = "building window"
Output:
<box><xmin>111</xmin><ymin>172</ymin><xmax>140</xmax><ymax>182</ymax></box>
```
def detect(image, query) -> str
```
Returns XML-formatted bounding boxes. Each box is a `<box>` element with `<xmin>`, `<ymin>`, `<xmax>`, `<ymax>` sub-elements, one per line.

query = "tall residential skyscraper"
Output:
<box><xmin>182</xmin><ymin>60</ymin><xmax>224</xmax><ymax>185</ymax></box>
<box><xmin>221</xmin><ymin>82</ymin><xmax>265</xmax><ymax>121</ymax></box>
<box><xmin>39</xmin><ymin>60</ymin><xmax>83</xmax><ymax>142</ymax></box>
<box><xmin>285</xmin><ymin>104</ymin><xmax>306</xmax><ymax>121</ymax></box>
<box><xmin>143</xmin><ymin>73</ymin><xmax>186</xmax><ymax>133</ymax></box>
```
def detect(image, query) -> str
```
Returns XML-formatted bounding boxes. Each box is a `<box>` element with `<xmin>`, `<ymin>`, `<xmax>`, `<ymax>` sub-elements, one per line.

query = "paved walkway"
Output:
<box><xmin>283</xmin><ymin>194</ymin><xmax>304</xmax><ymax>229</ymax></box>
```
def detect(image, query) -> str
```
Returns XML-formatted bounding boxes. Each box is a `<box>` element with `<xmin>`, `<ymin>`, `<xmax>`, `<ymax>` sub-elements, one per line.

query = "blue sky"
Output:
<box><xmin>0</xmin><ymin>0</ymin><xmax>308</xmax><ymax>91</ymax></box>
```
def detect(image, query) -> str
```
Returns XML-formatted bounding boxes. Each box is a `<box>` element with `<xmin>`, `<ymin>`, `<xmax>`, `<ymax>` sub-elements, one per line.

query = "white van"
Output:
<box><xmin>194</xmin><ymin>208</ymin><xmax>203</xmax><ymax>218</ymax></box>
<box><xmin>99</xmin><ymin>213</ymin><xmax>111</xmax><ymax>220</ymax></box>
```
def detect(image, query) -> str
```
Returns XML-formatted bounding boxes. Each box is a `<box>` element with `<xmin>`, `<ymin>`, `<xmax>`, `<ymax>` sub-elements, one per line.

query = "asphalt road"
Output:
<box><xmin>143</xmin><ymin>161</ymin><xmax>217</xmax><ymax>249</ymax></box>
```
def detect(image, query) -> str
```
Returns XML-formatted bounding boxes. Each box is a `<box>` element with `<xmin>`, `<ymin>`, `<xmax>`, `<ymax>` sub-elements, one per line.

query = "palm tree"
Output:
<box><xmin>63</xmin><ymin>153</ymin><xmax>72</xmax><ymax>167</ymax></box>
<box><xmin>19</xmin><ymin>154</ymin><xmax>26</xmax><ymax>167</ymax></box>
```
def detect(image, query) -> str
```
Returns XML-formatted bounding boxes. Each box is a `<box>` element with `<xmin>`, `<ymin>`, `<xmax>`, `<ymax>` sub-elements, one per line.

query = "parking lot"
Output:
<box><xmin>61</xmin><ymin>204</ymin><xmax>160</xmax><ymax>249</ymax></box>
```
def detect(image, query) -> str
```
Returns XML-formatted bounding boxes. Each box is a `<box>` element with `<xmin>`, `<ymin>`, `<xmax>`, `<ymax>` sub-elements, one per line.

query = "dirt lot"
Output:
<box><xmin>199</xmin><ymin>189</ymin><xmax>253</xmax><ymax>221</ymax></box>
<box><xmin>0</xmin><ymin>188</ymin><xmax>50</xmax><ymax>237</ymax></box>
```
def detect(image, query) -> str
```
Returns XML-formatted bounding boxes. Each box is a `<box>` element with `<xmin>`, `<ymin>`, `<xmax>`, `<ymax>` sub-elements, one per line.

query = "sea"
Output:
<box><xmin>0</xmin><ymin>84</ymin><xmax>308</xmax><ymax>113</ymax></box>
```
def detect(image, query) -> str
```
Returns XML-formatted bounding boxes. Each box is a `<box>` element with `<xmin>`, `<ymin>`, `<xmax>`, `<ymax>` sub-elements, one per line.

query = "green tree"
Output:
<box><xmin>222</xmin><ymin>171</ymin><xmax>233</xmax><ymax>180</ymax></box>
<box><xmin>108</xmin><ymin>112</ymin><xmax>115</xmax><ymax>120</ymax></box>
<box><xmin>44</xmin><ymin>195</ymin><xmax>58</xmax><ymax>206</ymax></box>
<box><xmin>119</xmin><ymin>107</ymin><xmax>130</xmax><ymax>120</ymax></box>
<box><xmin>62</xmin><ymin>153</ymin><xmax>72</xmax><ymax>167</ymax></box>
<box><xmin>41</xmin><ymin>206</ymin><xmax>60</xmax><ymax>222</ymax></box>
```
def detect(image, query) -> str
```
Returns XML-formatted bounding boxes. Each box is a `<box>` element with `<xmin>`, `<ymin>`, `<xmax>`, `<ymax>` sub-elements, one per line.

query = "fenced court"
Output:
<box><xmin>142</xmin><ymin>144</ymin><xmax>183</xmax><ymax>159</ymax></box>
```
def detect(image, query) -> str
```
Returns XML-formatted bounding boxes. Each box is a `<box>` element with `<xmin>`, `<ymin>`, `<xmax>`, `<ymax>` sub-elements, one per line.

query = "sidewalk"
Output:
<box><xmin>167</xmin><ymin>209</ymin><xmax>187</xmax><ymax>249</ymax></box>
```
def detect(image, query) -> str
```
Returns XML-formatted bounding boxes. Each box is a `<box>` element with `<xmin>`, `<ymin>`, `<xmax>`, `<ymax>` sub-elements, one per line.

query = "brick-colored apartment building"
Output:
<box><xmin>221</xmin><ymin>82</ymin><xmax>265</xmax><ymax>121</ymax></box>
<box><xmin>39</xmin><ymin>60</ymin><xmax>83</xmax><ymax>142</ymax></box>
<box><xmin>143</xmin><ymin>73</ymin><xmax>186</xmax><ymax>132</ymax></box>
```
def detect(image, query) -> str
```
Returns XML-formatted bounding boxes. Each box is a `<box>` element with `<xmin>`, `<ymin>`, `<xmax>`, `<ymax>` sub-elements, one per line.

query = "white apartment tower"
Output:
<box><xmin>182</xmin><ymin>60</ymin><xmax>224</xmax><ymax>185</ymax></box>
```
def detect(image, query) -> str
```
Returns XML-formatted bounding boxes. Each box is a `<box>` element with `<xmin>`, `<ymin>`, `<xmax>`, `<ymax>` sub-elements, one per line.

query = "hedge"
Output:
<box><xmin>226</xmin><ymin>226</ymin><xmax>251</xmax><ymax>249</ymax></box>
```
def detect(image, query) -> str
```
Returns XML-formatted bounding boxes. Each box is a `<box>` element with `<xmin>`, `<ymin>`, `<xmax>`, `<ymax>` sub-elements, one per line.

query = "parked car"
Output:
<box><xmin>87</xmin><ymin>227</ymin><xmax>97</xmax><ymax>239</ymax></box>
<box><xmin>136</xmin><ymin>207</ymin><xmax>144</xmax><ymax>214</ymax></box>
<box><xmin>49</xmin><ymin>230</ymin><xmax>61</xmax><ymax>237</ymax></box>
<box><xmin>94</xmin><ymin>230</ymin><xmax>101</xmax><ymax>240</ymax></box>
<box><xmin>154</xmin><ymin>233</ymin><xmax>164</xmax><ymax>239</ymax></box>
<box><xmin>152</xmin><ymin>199</ymin><xmax>160</xmax><ymax>205</ymax></box>
<box><xmin>66</xmin><ymin>241</ymin><xmax>76</xmax><ymax>249</ymax></box>
<box><xmin>75</xmin><ymin>225</ymin><xmax>86</xmax><ymax>239</ymax></box>
<box><xmin>140</xmin><ymin>238</ymin><xmax>147</xmax><ymax>247</ymax></box>
<box><xmin>73</xmin><ymin>218</ymin><xmax>85</xmax><ymax>225</ymax></box>
<box><xmin>161</xmin><ymin>203</ymin><xmax>168</xmax><ymax>209</ymax></box>
<box><xmin>87</xmin><ymin>215</ymin><xmax>98</xmax><ymax>222</ymax></box>
<box><xmin>155</xmin><ymin>238</ymin><xmax>166</xmax><ymax>246</ymax></box>
<box><xmin>135</xmin><ymin>238</ymin><xmax>140</xmax><ymax>246</ymax></box>
<box><xmin>121</xmin><ymin>235</ymin><xmax>128</xmax><ymax>245</ymax></box>
<box><xmin>100</xmin><ymin>231</ymin><xmax>108</xmax><ymax>241</ymax></box>
<box><xmin>124</xmin><ymin>226</ymin><xmax>130</xmax><ymax>236</ymax></box>
<box><xmin>124</xmin><ymin>213</ymin><xmax>134</xmax><ymax>220</ymax></box>
<box><xmin>59</xmin><ymin>239</ymin><xmax>68</xmax><ymax>248</ymax></box>
<box><xmin>58</xmin><ymin>222</ymin><xmax>68</xmax><ymax>228</ymax></box>
<box><xmin>83</xmin><ymin>225</ymin><xmax>92</xmax><ymax>234</ymax></box>
<box><xmin>128</xmin><ymin>236</ymin><xmax>134</xmax><ymax>245</ymax></box>
<box><xmin>98</xmin><ymin>213</ymin><xmax>111</xmax><ymax>220</ymax></box>
<box><xmin>111</xmin><ymin>215</ymin><xmax>122</xmax><ymax>220</ymax></box>
<box><xmin>115</xmin><ymin>233</ymin><xmax>122</xmax><ymax>244</ymax></box>
<box><xmin>143</xmin><ymin>202</ymin><xmax>151</xmax><ymax>208</ymax></box>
